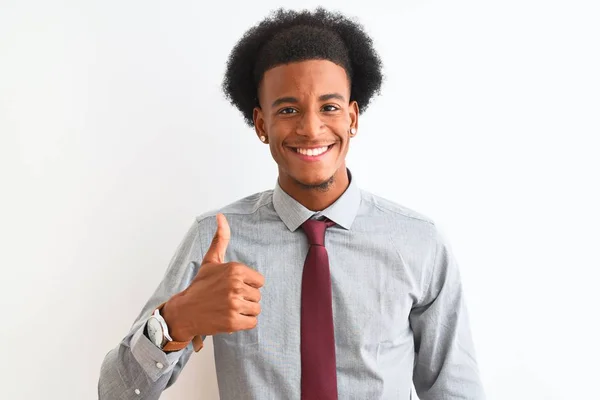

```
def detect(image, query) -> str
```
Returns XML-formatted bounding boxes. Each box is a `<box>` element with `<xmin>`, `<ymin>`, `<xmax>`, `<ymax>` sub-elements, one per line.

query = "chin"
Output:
<box><xmin>293</xmin><ymin>171</ymin><xmax>335</xmax><ymax>189</ymax></box>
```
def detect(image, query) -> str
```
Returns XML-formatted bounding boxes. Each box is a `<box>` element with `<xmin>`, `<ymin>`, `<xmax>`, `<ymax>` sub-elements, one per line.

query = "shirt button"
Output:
<box><xmin>156</xmin><ymin>362</ymin><xmax>164</xmax><ymax>369</ymax></box>
<box><xmin>134</xmin><ymin>389</ymin><xmax>141</xmax><ymax>395</ymax></box>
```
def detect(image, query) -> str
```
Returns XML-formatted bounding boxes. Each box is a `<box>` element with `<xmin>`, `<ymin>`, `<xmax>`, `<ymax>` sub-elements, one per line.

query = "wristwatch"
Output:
<box><xmin>146</xmin><ymin>303</ymin><xmax>195</xmax><ymax>352</ymax></box>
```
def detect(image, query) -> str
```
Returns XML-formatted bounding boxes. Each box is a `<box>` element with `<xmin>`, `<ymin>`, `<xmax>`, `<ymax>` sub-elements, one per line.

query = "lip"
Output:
<box><xmin>287</xmin><ymin>144</ymin><xmax>335</xmax><ymax>162</ymax></box>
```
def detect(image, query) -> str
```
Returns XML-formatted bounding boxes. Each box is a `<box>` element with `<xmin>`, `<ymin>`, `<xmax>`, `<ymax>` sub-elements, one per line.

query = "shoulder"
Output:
<box><xmin>193</xmin><ymin>189</ymin><xmax>274</xmax><ymax>231</ymax></box>
<box><xmin>360</xmin><ymin>189</ymin><xmax>435</xmax><ymax>225</ymax></box>
<box><xmin>358</xmin><ymin>189</ymin><xmax>446</xmax><ymax>248</ymax></box>
<box><xmin>359</xmin><ymin>191</ymin><xmax>456</xmax><ymax>284</ymax></box>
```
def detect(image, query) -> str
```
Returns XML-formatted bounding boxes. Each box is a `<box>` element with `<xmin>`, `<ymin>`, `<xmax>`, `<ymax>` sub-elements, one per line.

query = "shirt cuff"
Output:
<box><xmin>130</xmin><ymin>322</ymin><xmax>188</xmax><ymax>382</ymax></box>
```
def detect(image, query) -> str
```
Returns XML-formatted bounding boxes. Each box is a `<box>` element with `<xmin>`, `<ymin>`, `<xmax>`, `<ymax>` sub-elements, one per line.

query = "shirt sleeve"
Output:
<box><xmin>98</xmin><ymin>219</ymin><xmax>204</xmax><ymax>400</ymax></box>
<box><xmin>409</xmin><ymin>226</ymin><xmax>486</xmax><ymax>400</ymax></box>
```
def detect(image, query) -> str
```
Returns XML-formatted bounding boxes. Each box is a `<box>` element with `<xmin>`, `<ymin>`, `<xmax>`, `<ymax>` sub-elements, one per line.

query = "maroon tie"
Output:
<box><xmin>300</xmin><ymin>218</ymin><xmax>338</xmax><ymax>400</ymax></box>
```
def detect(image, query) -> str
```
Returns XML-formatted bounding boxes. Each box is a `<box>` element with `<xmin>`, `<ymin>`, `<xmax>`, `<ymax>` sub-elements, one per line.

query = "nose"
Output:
<box><xmin>296</xmin><ymin>110</ymin><xmax>325</xmax><ymax>138</ymax></box>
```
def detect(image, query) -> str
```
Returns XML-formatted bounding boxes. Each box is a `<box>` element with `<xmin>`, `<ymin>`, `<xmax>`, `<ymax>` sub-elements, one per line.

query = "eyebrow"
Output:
<box><xmin>270</xmin><ymin>93</ymin><xmax>346</xmax><ymax>108</ymax></box>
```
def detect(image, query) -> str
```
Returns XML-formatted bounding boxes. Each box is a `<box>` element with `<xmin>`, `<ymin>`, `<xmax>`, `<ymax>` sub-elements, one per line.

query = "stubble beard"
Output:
<box><xmin>293</xmin><ymin>173</ymin><xmax>336</xmax><ymax>192</ymax></box>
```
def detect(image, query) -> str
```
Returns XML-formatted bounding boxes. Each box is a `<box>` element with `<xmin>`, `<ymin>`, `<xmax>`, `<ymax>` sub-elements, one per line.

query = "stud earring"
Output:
<box><xmin>350</xmin><ymin>128</ymin><xmax>357</xmax><ymax>136</ymax></box>
<box><xmin>260</xmin><ymin>136</ymin><xmax>266</xmax><ymax>142</ymax></box>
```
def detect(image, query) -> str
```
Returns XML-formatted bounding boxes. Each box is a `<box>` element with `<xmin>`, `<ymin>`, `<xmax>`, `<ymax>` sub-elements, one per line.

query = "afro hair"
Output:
<box><xmin>222</xmin><ymin>7</ymin><xmax>384</xmax><ymax>127</ymax></box>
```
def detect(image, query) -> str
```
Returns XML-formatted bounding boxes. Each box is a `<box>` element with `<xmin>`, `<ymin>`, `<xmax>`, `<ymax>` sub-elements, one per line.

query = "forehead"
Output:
<box><xmin>259</xmin><ymin>60</ymin><xmax>350</xmax><ymax>102</ymax></box>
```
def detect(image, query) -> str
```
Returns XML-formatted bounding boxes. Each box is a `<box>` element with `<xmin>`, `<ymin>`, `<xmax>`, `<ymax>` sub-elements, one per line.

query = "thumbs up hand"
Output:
<box><xmin>161</xmin><ymin>213</ymin><xmax>265</xmax><ymax>343</ymax></box>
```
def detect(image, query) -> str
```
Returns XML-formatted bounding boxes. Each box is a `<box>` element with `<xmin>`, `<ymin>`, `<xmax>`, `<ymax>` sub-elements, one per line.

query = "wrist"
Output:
<box><xmin>161</xmin><ymin>295</ymin><xmax>194</xmax><ymax>343</ymax></box>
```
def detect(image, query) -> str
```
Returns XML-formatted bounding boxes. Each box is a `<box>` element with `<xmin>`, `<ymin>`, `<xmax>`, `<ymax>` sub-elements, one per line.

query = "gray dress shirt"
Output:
<box><xmin>98</xmin><ymin>169</ymin><xmax>485</xmax><ymax>399</ymax></box>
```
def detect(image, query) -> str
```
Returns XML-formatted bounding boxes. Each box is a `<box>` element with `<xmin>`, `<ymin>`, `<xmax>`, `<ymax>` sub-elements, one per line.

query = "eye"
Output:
<box><xmin>322</xmin><ymin>104</ymin><xmax>340</xmax><ymax>112</ymax></box>
<box><xmin>278</xmin><ymin>107</ymin><xmax>298</xmax><ymax>115</ymax></box>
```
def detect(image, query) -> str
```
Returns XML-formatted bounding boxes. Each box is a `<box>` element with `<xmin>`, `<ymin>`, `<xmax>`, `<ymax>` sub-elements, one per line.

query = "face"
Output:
<box><xmin>253</xmin><ymin>59</ymin><xmax>358</xmax><ymax>189</ymax></box>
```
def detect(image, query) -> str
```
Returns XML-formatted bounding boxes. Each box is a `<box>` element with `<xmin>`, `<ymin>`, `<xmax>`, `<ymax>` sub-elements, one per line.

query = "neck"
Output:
<box><xmin>278</xmin><ymin>166</ymin><xmax>350</xmax><ymax>211</ymax></box>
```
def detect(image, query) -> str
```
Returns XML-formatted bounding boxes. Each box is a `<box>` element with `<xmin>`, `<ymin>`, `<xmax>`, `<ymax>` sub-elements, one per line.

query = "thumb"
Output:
<box><xmin>202</xmin><ymin>213</ymin><xmax>230</xmax><ymax>265</ymax></box>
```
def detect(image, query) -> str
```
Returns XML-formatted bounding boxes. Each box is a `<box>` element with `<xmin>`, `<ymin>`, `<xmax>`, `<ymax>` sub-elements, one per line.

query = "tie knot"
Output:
<box><xmin>301</xmin><ymin>218</ymin><xmax>335</xmax><ymax>246</ymax></box>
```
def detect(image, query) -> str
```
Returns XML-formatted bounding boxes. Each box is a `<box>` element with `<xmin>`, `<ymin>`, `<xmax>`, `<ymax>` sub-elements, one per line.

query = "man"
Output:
<box><xmin>99</xmin><ymin>7</ymin><xmax>485</xmax><ymax>400</ymax></box>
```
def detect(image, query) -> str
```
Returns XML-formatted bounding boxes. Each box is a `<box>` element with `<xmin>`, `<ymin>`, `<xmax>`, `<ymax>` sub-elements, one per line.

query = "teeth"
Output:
<box><xmin>296</xmin><ymin>146</ymin><xmax>329</xmax><ymax>156</ymax></box>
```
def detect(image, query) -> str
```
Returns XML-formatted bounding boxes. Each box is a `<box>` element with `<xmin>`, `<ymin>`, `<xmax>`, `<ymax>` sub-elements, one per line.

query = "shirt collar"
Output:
<box><xmin>272</xmin><ymin>168</ymin><xmax>361</xmax><ymax>232</ymax></box>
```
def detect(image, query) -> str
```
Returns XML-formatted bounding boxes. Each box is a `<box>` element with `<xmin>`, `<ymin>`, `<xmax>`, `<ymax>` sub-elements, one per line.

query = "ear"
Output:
<box><xmin>349</xmin><ymin>100</ymin><xmax>359</xmax><ymax>132</ymax></box>
<box><xmin>253</xmin><ymin>107</ymin><xmax>268</xmax><ymax>143</ymax></box>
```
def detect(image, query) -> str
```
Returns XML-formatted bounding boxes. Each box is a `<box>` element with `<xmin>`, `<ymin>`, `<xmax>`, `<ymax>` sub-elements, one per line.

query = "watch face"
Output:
<box><xmin>147</xmin><ymin>317</ymin><xmax>164</xmax><ymax>348</ymax></box>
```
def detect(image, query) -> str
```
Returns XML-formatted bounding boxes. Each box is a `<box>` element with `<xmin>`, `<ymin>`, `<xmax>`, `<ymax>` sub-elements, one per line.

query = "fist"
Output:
<box><xmin>162</xmin><ymin>213</ymin><xmax>265</xmax><ymax>341</ymax></box>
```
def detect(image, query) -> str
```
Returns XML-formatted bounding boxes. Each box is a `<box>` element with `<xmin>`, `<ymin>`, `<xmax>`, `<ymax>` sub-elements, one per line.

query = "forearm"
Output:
<box><xmin>98</xmin><ymin>322</ymin><xmax>192</xmax><ymax>400</ymax></box>
<box><xmin>411</xmin><ymin>298</ymin><xmax>485</xmax><ymax>399</ymax></box>
<box><xmin>98</xmin><ymin>219</ymin><xmax>204</xmax><ymax>398</ymax></box>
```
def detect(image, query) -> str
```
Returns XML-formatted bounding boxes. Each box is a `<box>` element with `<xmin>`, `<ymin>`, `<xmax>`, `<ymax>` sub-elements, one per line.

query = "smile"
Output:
<box><xmin>288</xmin><ymin>144</ymin><xmax>335</xmax><ymax>160</ymax></box>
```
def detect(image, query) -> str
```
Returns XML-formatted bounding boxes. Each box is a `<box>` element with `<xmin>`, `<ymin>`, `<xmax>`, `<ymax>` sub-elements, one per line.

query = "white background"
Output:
<box><xmin>1</xmin><ymin>0</ymin><xmax>599</xmax><ymax>399</ymax></box>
